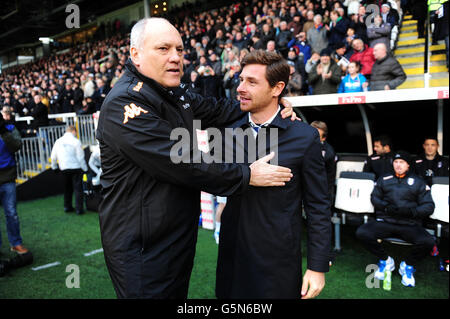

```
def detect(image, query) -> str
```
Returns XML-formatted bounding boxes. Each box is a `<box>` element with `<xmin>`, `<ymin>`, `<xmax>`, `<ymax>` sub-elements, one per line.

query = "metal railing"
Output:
<box><xmin>424</xmin><ymin>7</ymin><xmax>431</xmax><ymax>88</ymax></box>
<box><xmin>14</xmin><ymin>113</ymin><xmax>98</xmax><ymax>184</ymax></box>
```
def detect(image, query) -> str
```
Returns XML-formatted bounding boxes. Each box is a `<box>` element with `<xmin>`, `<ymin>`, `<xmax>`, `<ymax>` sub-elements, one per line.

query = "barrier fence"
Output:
<box><xmin>14</xmin><ymin>113</ymin><xmax>98</xmax><ymax>184</ymax></box>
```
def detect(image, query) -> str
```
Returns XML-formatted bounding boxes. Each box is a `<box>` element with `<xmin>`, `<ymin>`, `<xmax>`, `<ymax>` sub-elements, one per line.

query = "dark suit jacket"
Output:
<box><xmin>216</xmin><ymin>111</ymin><xmax>331</xmax><ymax>299</ymax></box>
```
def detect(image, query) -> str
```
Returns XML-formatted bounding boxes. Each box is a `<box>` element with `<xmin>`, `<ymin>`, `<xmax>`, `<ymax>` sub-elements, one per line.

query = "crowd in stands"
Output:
<box><xmin>0</xmin><ymin>0</ymin><xmax>426</xmax><ymax>138</ymax></box>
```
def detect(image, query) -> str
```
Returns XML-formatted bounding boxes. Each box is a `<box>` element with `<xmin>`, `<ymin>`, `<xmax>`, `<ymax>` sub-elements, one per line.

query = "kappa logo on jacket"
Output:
<box><xmin>132</xmin><ymin>81</ymin><xmax>143</xmax><ymax>92</ymax></box>
<box><xmin>123</xmin><ymin>103</ymin><xmax>148</xmax><ymax>124</ymax></box>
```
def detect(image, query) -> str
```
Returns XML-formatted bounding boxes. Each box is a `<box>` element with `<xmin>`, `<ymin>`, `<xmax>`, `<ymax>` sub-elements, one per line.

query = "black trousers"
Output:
<box><xmin>62</xmin><ymin>169</ymin><xmax>84</xmax><ymax>212</ymax></box>
<box><xmin>356</xmin><ymin>220</ymin><xmax>435</xmax><ymax>267</ymax></box>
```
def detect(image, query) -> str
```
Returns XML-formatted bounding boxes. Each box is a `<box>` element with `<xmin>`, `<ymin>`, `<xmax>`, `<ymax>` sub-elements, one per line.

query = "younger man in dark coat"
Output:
<box><xmin>216</xmin><ymin>50</ymin><xmax>331</xmax><ymax>299</ymax></box>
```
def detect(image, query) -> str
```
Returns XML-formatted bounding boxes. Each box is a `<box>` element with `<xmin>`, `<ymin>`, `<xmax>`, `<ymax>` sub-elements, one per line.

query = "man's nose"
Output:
<box><xmin>236</xmin><ymin>82</ymin><xmax>245</xmax><ymax>94</ymax></box>
<box><xmin>169</xmin><ymin>49</ymin><xmax>181</xmax><ymax>63</ymax></box>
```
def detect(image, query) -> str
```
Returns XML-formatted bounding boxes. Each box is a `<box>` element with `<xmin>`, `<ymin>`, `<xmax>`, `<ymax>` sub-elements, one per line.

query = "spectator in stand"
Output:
<box><xmin>326</xmin><ymin>10</ymin><xmax>350</xmax><ymax>49</ymax></box>
<box><xmin>78</xmin><ymin>97</ymin><xmax>96</xmax><ymax>115</ymax></box>
<box><xmin>349</xmin><ymin>38</ymin><xmax>376</xmax><ymax>78</ymax></box>
<box><xmin>344</xmin><ymin>0</ymin><xmax>362</xmax><ymax>16</ymax></box>
<box><xmin>59</xmin><ymin>82</ymin><xmax>75</xmax><ymax>113</ymax></box>
<box><xmin>305</xmin><ymin>51</ymin><xmax>321</xmax><ymax>74</ymax></box>
<box><xmin>363</xmin><ymin>134</ymin><xmax>395</xmax><ymax>180</ymax></box>
<box><xmin>29</xmin><ymin>94</ymin><xmax>49</xmax><ymax>134</ymax></box>
<box><xmin>221</xmin><ymin>40</ymin><xmax>240</xmax><ymax>65</ymax></box>
<box><xmin>211</xmin><ymin>29</ymin><xmax>227</xmax><ymax>56</ymax></box>
<box><xmin>287</xmin><ymin>13</ymin><xmax>303</xmax><ymax>36</ymax></box>
<box><xmin>414</xmin><ymin>137</ymin><xmax>449</xmax><ymax>186</ymax></box>
<box><xmin>260</xmin><ymin>23</ymin><xmax>276</xmax><ymax>47</ymax></box>
<box><xmin>410</xmin><ymin>0</ymin><xmax>427</xmax><ymax>39</ymax></box>
<box><xmin>266</xmin><ymin>40</ymin><xmax>278</xmax><ymax>53</ymax></box>
<box><xmin>197</xmin><ymin>58</ymin><xmax>221</xmax><ymax>99</ymax></box>
<box><xmin>308</xmin><ymin>49</ymin><xmax>342</xmax><ymax>95</ymax></box>
<box><xmin>331</xmin><ymin>42</ymin><xmax>352</xmax><ymax>74</ymax></box>
<box><xmin>370</xmin><ymin>42</ymin><xmax>406</xmax><ymax>91</ymax></box>
<box><xmin>285</xmin><ymin>61</ymin><xmax>303</xmax><ymax>96</ymax></box>
<box><xmin>287</xmin><ymin>48</ymin><xmax>307</xmax><ymax>92</ymax></box>
<box><xmin>381</xmin><ymin>3</ymin><xmax>400</xmax><ymax>28</ymax></box>
<box><xmin>275</xmin><ymin>20</ymin><xmax>293</xmax><ymax>57</ymax></box>
<box><xmin>302</xmin><ymin>10</ymin><xmax>315</xmax><ymax>34</ymax></box>
<box><xmin>233</xmin><ymin>32</ymin><xmax>248</xmax><ymax>51</ymax></box>
<box><xmin>338</xmin><ymin>61</ymin><xmax>369</xmax><ymax>93</ymax></box>
<box><xmin>345</xmin><ymin>27</ymin><xmax>356</xmax><ymax>53</ymax></box>
<box><xmin>349</xmin><ymin>6</ymin><xmax>368</xmax><ymax>43</ymax></box>
<box><xmin>381</xmin><ymin>2</ymin><xmax>400</xmax><ymax>50</ymax></box>
<box><xmin>223</xmin><ymin>64</ymin><xmax>241</xmax><ymax>101</ymax></box>
<box><xmin>367</xmin><ymin>14</ymin><xmax>392</xmax><ymax>50</ymax></box>
<box><xmin>83</xmin><ymin>73</ymin><xmax>96</xmax><ymax>98</ymax></box>
<box><xmin>307</xmin><ymin>14</ymin><xmax>329</xmax><ymax>55</ymax></box>
<box><xmin>92</xmin><ymin>78</ymin><xmax>109</xmax><ymax>111</ymax></box>
<box><xmin>14</xmin><ymin>96</ymin><xmax>29</xmax><ymax>117</ymax></box>
<box><xmin>222</xmin><ymin>50</ymin><xmax>240</xmax><ymax>98</ymax></box>
<box><xmin>72</xmin><ymin>82</ymin><xmax>84</xmax><ymax>113</ymax></box>
<box><xmin>287</xmin><ymin>31</ymin><xmax>312</xmax><ymax>65</ymax></box>
<box><xmin>209</xmin><ymin>52</ymin><xmax>223</xmax><ymax>78</ymax></box>
<box><xmin>188</xmin><ymin>71</ymin><xmax>202</xmax><ymax>95</ymax></box>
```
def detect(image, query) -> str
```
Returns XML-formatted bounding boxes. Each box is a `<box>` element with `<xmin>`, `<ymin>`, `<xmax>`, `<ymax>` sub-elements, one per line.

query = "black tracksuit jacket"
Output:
<box><xmin>96</xmin><ymin>59</ymin><xmax>250</xmax><ymax>298</ymax></box>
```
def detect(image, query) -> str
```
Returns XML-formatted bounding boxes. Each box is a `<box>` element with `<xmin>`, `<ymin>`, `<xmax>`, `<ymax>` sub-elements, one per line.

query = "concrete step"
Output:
<box><xmin>399</xmin><ymin>31</ymin><xmax>418</xmax><ymax>39</ymax></box>
<box><xmin>403</xmin><ymin>65</ymin><xmax>449</xmax><ymax>75</ymax></box>
<box><xmin>398</xmin><ymin>77</ymin><xmax>449</xmax><ymax>89</ymax></box>
<box><xmin>401</xmin><ymin>25</ymin><xmax>417</xmax><ymax>32</ymax></box>
<box><xmin>397</xmin><ymin>38</ymin><xmax>425</xmax><ymax>47</ymax></box>
<box><xmin>395</xmin><ymin>44</ymin><xmax>446</xmax><ymax>56</ymax></box>
<box><xmin>402</xmin><ymin>19</ymin><xmax>418</xmax><ymax>25</ymax></box>
<box><xmin>398</xmin><ymin>54</ymin><xmax>447</xmax><ymax>65</ymax></box>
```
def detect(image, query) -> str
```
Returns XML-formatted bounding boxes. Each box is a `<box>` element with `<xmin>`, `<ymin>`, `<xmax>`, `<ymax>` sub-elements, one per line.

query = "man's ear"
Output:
<box><xmin>272</xmin><ymin>81</ymin><xmax>286</xmax><ymax>98</ymax></box>
<box><xmin>130</xmin><ymin>47</ymin><xmax>140</xmax><ymax>67</ymax></box>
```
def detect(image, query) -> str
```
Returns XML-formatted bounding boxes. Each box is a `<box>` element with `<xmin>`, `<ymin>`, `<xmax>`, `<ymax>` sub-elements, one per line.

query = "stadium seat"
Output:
<box><xmin>426</xmin><ymin>177</ymin><xmax>449</xmax><ymax>238</ymax></box>
<box><xmin>332</xmin><ymin>171</ymin><xmax>375</xmax><ymax>251</ymax></box>
<box><xmin>335</xmin><ymin>154</ymin><xmax>367</xmax><ymax>186</ymax></box>
<box><xmin>335</xmin><ymin>171</ymin><xmax>375</xmax><ymax>215</ymax></box>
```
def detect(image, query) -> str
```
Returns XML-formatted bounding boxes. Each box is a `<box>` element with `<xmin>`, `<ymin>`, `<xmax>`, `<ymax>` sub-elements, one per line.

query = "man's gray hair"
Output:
<box><xmin>130</xmin><ymin>19</ymin><xmax>149</xmax><ymax>50</ymax></box>
<box><xmin>130</xmin><ymin>17</ymin><xmax>172</xmax><ymax>50</ymax></box>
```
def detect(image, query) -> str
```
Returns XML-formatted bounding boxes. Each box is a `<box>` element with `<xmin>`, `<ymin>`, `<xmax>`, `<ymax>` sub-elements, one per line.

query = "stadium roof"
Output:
<box><xmin>0</xmin><ymin>0</ymin><xmax>141</xmax><ymax>53</ymax></box>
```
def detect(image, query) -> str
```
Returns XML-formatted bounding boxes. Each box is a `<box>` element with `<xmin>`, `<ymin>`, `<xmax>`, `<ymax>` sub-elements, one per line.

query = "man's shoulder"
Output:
<box><xmin>101</xmin><ymin>72</ymin><xmax>162</xmax><ymax>115</ymax></box>
<box><xmin>285</xmin><ymin>119</ymin><xmax>319</xmax><ymax>141</ymax></box>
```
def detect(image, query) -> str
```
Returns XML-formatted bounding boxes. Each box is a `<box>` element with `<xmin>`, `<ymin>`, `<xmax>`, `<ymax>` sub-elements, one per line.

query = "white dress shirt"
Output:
<box><xmin>248</xmin><ymin>105</ymin><xmax>281</xmax><ymax>138</ymax></box>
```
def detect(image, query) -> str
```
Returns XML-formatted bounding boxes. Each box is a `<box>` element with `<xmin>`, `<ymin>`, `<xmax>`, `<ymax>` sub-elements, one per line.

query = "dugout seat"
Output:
<box><xmin>335</xmin><ymin>171</ymin><xmax>376</xmax><ymax>225</ymax></box>
<box><xmin>332</xmin><ymin>171</ymin><xmax>376</xmax><ymax>251</ymax></box>
<box><xmin>424</xmin><ymin>177</ymin><xmax>449</xmax><ymax>238</ymax></box>
<box><xmin>334</xmin><ymin>154</ymin><xmax>367</xmax><ymax>186</ymax></box>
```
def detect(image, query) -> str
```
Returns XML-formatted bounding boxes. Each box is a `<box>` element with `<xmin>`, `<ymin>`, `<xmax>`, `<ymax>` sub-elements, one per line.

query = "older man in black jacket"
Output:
<box><xmin>369</xmin><ymin>43</ymin><xmax>406</xmax><ymax>90</ymax></box>
<box><xmin>356</xmin><ymin>151</ymin><xmax>435</xmax><ymax>287</ymax></box>
<box><xmin>96</xmin><ymin>18</ymin><xmax>296</xmax><ymax>299</ymax></box>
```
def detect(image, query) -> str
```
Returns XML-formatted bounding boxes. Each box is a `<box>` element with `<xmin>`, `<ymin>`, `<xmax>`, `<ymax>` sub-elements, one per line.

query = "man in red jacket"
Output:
<box><xmin>349</xmin><ymin>38</ymin><xmax>376</xmax><ymax>79</ymax></box>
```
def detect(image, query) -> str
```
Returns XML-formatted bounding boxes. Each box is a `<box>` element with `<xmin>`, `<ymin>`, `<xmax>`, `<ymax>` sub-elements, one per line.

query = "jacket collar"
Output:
<box><xmin>234</xmin><ymin>107</ymin><xmax>289</xmax><ymax>130</ymax></box>
<box><xmin>125</xmin><ymin>58</ymin><xmax>184</xmax><ymax>104</ymax></box>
